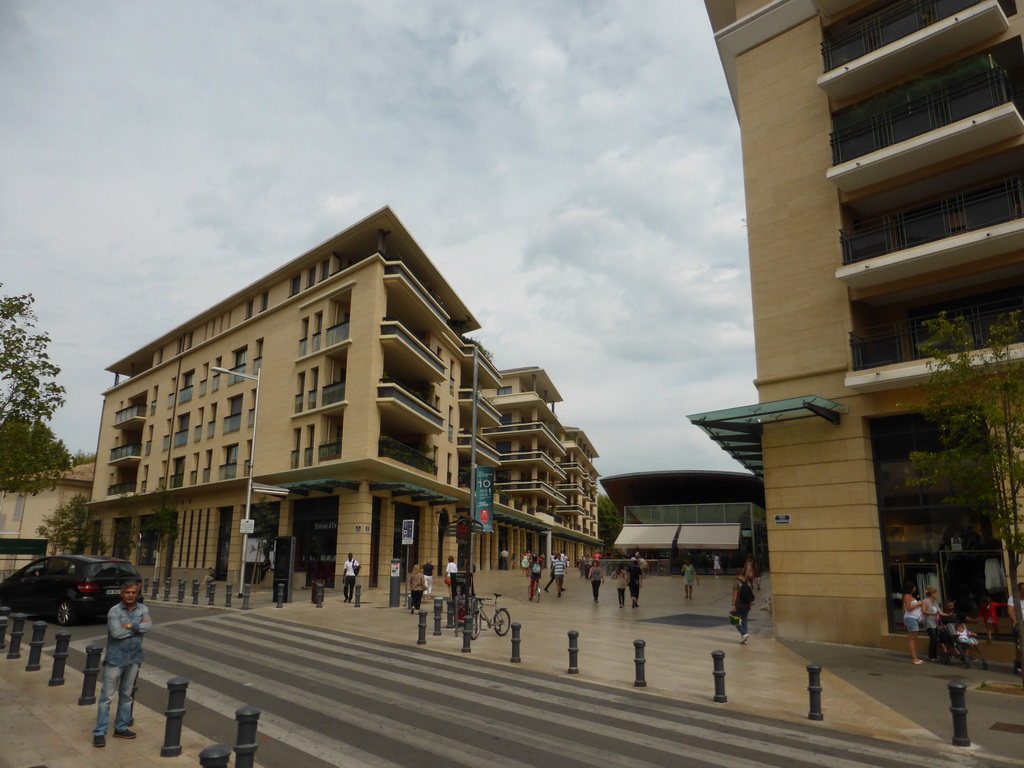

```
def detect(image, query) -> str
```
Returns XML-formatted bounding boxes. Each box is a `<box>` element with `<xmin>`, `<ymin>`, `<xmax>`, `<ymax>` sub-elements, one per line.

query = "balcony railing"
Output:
<box><xmin>322</xmin><ymin>381</ymin><xmax>346</xmax><ymax>406</ymax></box>
<box><xmin>218</xmin><ymin>463</ymin><xmax>238</xmax><ymax>481</ymax></box>
<box><xmin>178</xmin><ymin>385</ymin><xmax>193</xmax><ymax>404</ymax></box>
<box><xmin>169</xmin><ymin>473</ymin><xmax>184</xmax><ymax>489</ymax></box>
<box><xmin>107</xmin><ymin>482</ymin><xmax>136</xmax><ymax>496</ymax></box>
<box><xmin>326</xmin><ymin>321</ymin><xmax>350</xmax><ymax>347</ymax></box>
<box><xmin>294</xmin><ymin>394</ymin><xmax>303</xmax><ymax>414</ymax></box>
<box><xmin>223</xmin><ymin>413</ymin><xmax>242</xmax><ymax>434</ymax></box>
<box><xmin>822</xmin><ymin>0</ymin><xmax>987</xmax><ymax>72</ymax></box>
<box><xmin>830</xmin><ymin>67</ymin><xmax>1016</xmax><ymax>165</ymax></box>
<box><xmin>308</xmin><ymin>389</ymin><xmax>317</xmax><ymax>410</ymax></box>
<box><xmin>226</xmin><ymin>364</ymin><xmax>247</xmax><ymax>384</ymax></box>
<box><xmin>378</xmin><ymin>379</ymin><xmax>443</xmax><ymax>428</ymax></box>
<box><xmin>851</xmin><ymin>294</ymin><xmax>1024</xmax><ymax>369</ymax></box>
<box><xmin>109</xmin><ymin>443</ymin><xmax>143</xmax><ymax>462</ymax></box>
<box><xmin>318</xmin><ymin>440</ymin><xmax>342</xmax><ymax>461</ymax></box>
<box><xmin>841</xmin><ymin>177</ymin><xmax>1024</xmax><ymax>264</ymax></box>
<box><xmin>378</xmin><ymin>436</ymin><xmax>437</xmax><ymax>474</ymax></box>
<box><xmin>113</xmin><ymin>403</ymin><xmax>147</xmax><ymax>426</ymax></box>
<box><xmin>172</xmin><ymin>428</ymin><xmax>189</xmax><ymax>448</ymax></box>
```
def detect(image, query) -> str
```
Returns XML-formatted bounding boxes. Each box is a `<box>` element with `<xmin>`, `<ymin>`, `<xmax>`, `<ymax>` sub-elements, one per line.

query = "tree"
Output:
<box><xmin>71</xmin><ymin>450</ymin><xmax>96</xmax><ymax>465</ymax></box>
<box><xmin>251</xmin><ymin>496</ymin><xmax>281</xmax><ymax>558</ymax></box>
<box><xmin>906</xmin><ymin>310</ymin><xmax>1024</xmax><ymax>684</ymax></box>
<box><xmin>597</xmin><ymin>494</ymin><xmax>622</xmax><ymax>554</ymax></box>
<box><xmin>0</xmin><ymin>286</ymin><xmax>71</xmax><ymax>493</ymax></box>
<box><xmin>36</xmin><ymin>494</ymin><xmax>91</xmax><ymax>554</ymax></box>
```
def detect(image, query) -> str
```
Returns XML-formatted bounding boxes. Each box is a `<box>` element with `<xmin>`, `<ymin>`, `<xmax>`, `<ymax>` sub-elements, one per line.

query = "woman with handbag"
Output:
<box><xmin>445</xmin><ymin>555</ymin><xmax>457</xmax><ymax>599</ymax></box>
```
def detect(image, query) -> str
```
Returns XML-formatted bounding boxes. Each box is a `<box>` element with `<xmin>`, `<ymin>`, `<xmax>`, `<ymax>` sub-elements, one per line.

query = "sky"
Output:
<box><xmin>0</xmin><ymin>0</ymin><xmax>757</xmax><ymax>482</ymax></box>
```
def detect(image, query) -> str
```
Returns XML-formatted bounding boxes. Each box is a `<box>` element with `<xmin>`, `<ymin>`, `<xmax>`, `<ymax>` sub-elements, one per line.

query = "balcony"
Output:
<box><xmin>819</xmin><ymin>0</ymin><xmax>1007</xmax><ymax>101</ymax></box>
<box><xmin>380</xmin><ymin>319</ymin><xmax>446</xmax><ymax>380</ymax></box>
<box><xmin>223</xmin><ymin>413</ymin><xmax>242</xmax><ymax>434</ymax></box>
<box><xmin>169</xmin><ymin>473</ymin><xmax>184</xmax><ymax>489</ymax></box>
<box><xmin>457</xmin><ymin>389</ymin><xmax>502</xmax><ymax>428</ymax></box>
<box><xmin>498</xmin><ymin>450</ymin><xmax>568</xmax><ymax>480</ymax></box>
<box><xmin>481</xmin><ymin>421</ymin><xmax>567</xmax><ymax>456</ymax></box>
<box><xmin>321</xmin><ymin>381</ymin><xmax>346</xmax><ymax>410</ymax></box>
<box><xmin>173</xmin><ymin>428</ymin><xmax>189</xmax><ymax>448</ymax></box>
<box><xmin>456</xmin><ymin>434</ymin><xmax>502</xmax><ymax>465</ymax></box>
<box><xmin>325</xmin><ymin>321</ymin><xmax>350</xmax><ymax>348</ymax></box>
<box><xmin>318</xmin><ymin>440</ymin><xmax>342</xmax><ymax>461</ymax></box>
<box><xmin>838</xmin><ymin>178</ymin><xmax>1024</xmax><ymax>288</ymax></box>
<box><xmin>377</xmin><ymin>379</ymin><xmax>444</xmax><ymax>433</ymax></box>
<box><xmin>226</xmin><ymin>364</ymin><xmax>247</xmax><ymax>385</ymax></box>
<box><xmin>113</xmin><ymin>404</ymin><xmax>146</xmax><ymax>429</ymax></box>
<box><xmin>828</xmin><ymin>68</ymin><xmax>1024</xmax><ymax>193</ymax></box>
<box><xmin>494</xmin><ymin>479</ymin><xmax>567</xmax><ymax>506</ymax></box>
<box><xmin>556</xmin><ymin>503</ymin><xmax>586</xmax><ymax>517</ymax></box>
<box><xmin>178</xmin><ymin>385</ymin><xmax>193</xmax><ymax>405</ymax></box>
<box><xmin>382</xmin><ymin>261</ymin><xmax>450</xmax><ymax>329</ymax></box>
<box><xmin>849</xmin><ymin>294</ymin><xmax>1024</xmax><ymax>389</ymax></box>
<box><xmin>107</xmin><ymin>482</ymin><xmax>136</xmax><ymax>496</ymax></box>
<box><xmin>109</xmin><ymin>443</ymin><xmax>143</xmax><ymax>464</ymax></box>
<box><xmin>378</xmin><ymin>436</ymin><xmax>437</xmax><ymax>475</ymax></box>
<box><xmin>218</xmin><ymin>463</ymin><xmax>238</xmax><ymax>481</ymax></box>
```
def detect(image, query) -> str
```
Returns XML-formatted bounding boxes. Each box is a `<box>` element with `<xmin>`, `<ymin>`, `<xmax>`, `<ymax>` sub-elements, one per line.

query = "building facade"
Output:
<box><xmin>699</xmin><ymin>0</ymin><xmax>1021</xmax><ymax>652</ymax></box>
<box><xmin>88</xmin><ymin>207</ymin><xmax>601</xmax><ymax>592</ymax></box>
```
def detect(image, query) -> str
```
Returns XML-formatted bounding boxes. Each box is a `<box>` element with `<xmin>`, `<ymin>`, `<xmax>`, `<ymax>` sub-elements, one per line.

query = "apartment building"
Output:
<box><xmin>697</xmin><ymin>0</ymin><xmax>1020</xmax><ymax>652</ymax></box>
<box><xmin>88</xmin><ymin>207</ymin><xmax>601</xmax><ymax>593</ymax></box>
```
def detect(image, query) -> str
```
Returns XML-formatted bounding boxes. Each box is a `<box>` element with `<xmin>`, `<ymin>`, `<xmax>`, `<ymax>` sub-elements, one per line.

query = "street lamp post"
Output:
<box><xmin>211</xmin><ymin>366</ymin><xmax>260</xmax><ymax>596</ymax></box>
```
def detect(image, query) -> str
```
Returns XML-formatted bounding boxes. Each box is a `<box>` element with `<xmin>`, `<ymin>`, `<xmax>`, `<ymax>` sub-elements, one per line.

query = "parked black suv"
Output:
<box><xmin>0</xmin><ymin>555</ymin><xmax>142</xmax><ymax>625</ymax></box>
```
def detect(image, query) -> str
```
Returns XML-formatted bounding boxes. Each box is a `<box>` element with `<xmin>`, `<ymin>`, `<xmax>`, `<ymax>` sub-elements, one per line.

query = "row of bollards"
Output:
<box><xmin>143</xmin><ymin>578</ymin><xmax>243</xmax><ymax>609</ymax></box>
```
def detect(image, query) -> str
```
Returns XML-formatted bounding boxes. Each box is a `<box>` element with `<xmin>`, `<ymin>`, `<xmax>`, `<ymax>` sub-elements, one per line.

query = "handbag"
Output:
<box><xmin>729</xmin><ymin>612</ymin><xmax>741</xmax><ymax>626</ymax></box>
<box><xmin>444</xmin><ymin>576</ymin><xmax>451</xmax><ymax>586</ymax></box>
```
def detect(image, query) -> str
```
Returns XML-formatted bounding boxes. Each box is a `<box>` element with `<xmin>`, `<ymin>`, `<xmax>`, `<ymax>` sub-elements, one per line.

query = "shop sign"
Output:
<box><xmin>773</xmin><ymin>514</ymin><xmax>791</xmax><ymax>526</ymax></box>
<box><xmin>313</xmin><ymin>520</ymin><xmax>338</xmax><ymax>532</ymax></box>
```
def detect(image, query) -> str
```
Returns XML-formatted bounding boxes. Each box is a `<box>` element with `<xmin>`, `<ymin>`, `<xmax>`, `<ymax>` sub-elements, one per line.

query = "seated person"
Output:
<box><xmin>954</xmin><ymin>623</ymin><xmax>979</xmax><ymax>646</ymax></box>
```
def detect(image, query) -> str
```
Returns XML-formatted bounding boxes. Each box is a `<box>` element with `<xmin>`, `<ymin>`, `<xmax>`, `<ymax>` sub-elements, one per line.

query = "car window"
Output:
<box><xmin>45</xmin><ymin>558</ymin><xmax>70</xmax><ymax>576</ymax></box>
<box><xmin>86</xmin><ymin>562</ymin><xmax>138</xmax><ymax>580</ymax></box>
<box><xmin>23</xmin><ymin>560</ymin><xmax>48</xmax><ymax>578</ymax></box>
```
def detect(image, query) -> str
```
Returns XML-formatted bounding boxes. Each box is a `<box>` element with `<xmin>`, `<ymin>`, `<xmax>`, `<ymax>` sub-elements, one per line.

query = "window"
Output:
<box><xmin>225</xmin><ymin>444</ymin><xmax>239</xmax><ymax>464</ymax></box>
<box><xmin>498</xmin><ymin>386</ymin><xmax>513</xmax><ymax>395</ymax></box>
<box><xmin>320</xmin><ymin>259</ymin><xmax>330</xmax><ymax>280</ymax></box>
<box><xmin>13</xmin><ymin>495</ymin><xmax>25</xmax><ymax>521</ymax></box>
<box><xmin>260</xmin><ymin>291</ymin><xmax>269</xmax><ymax>312</ymax></box>
<box><xmin>224</xmin><ymin>395</ymin><xmax>243</xmax><ymax>433</ymax></box>
<box><xmin>245</xmin><ymin>300</ymin><xmax>254</xmax><ymax>319</ymax></box>
<box><xmin>307</xmin><ymin>267</ymin><xmax>316</xmax><ymax>288</ymax></box>
<box><xmin>233</xmin><ymin>347</ymin><xmax>247</xmax><ymax>369</ymax></box>
<box><xmin>290</xmin><ymin>276</ymin><xmax>301</xmax><ymax>296</ymax></box>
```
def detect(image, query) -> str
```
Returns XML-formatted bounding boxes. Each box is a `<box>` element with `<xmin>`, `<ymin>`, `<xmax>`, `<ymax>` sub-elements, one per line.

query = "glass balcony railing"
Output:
<box><xmin>841</xmin><ymin>178</ymin><xmax>1024</xmax><ymax>264</ymax></box>
<box><xmin>113</xmin><ymin>403</ymin><xmax>146</xmax><ymax>425</ymax></box>
<box><xmin>851</xmin><ymin>293</ymin><xmax>1024</xmax><ymax>369</ymax></box>
<box><xmin>822</xmin><ymin>0</ymin><xmax>987</xmax><ymax>72</ymax></box>
<box><xmin>109</xmin><ymin>444</ymin><xmax>143</xmax><ymax>462</ymax></box>
<box><xmin>294</xmin><ymin>394</ymin><xmax>303</xmax><ymax>414</ymax></box>
<box><xmin>322</xmin><ymin>381</ymin><xmax>346</xmax><ymax>406</ymax></box>
<box><xmin>169</xmin><ymin>473</ymin><xmax>184</xmax><ymax>489</ymax></box>
<box><xmin>290</xmin><ymin>450</ymin><xmax>299</xmax><ymax>469</ymax></box>
<box><xmin>378</xmin><ymin>436</ymin><xmax>437</xmax><ymax>474</ymax></box>
<box><xmin>298</xmin><ymin>337</ymin><xmax>308</xmax><ymax>357</ymax></box>
<box><xmin>178</xmin><ymin>386</ymin><xmax>193</xmax><ymax>404</ymax></box>
<box><xmin>218</xmin><ymin>463</ymin><xmax>238</xmax><ymax>481</ymax></box>
<box><xmin>202</xmin><ymin>468</ymin><xmax>211</xmax><ymax>483</ymax></box>
<box><xmin>830</xmin><ymin>67</ymin><xmax>1016</xmax><ymax>165</ymax></box>
<box><xmin>325</xmin><ymin>321</ymin><xmax>350</xmax><ymax>347</ymax></box>
<box><xmin>223</xmin><ymin>413</ymin><xmax>242</xmax><ymax>434</ymax></box>
<box><xmin>194</xmin><ymin>425</ymin><xmax>202</xmax><ymax>442</ymax></box>
<box><xmin>172</xmin><ymin>429</ymin><xmax>189</xmax><ymax>448</ymax></box>
<box><xmin>318</xmin><ymin>440</ymin><xmax>342</xmax><ymax>461</ymax></box>
<box><xmin>108</xmin><ymin>482</ymin><xmax>136</xmax><ymax>495</ymax></box>
<box><xmin>303</xmin><ymin>447</ymin><xmax>313</xmax><ymax>467</ymax></box>
<box><xmin>311</xmin><ymin>332</ymin><xmax>321</xmax><ymax>353</ymax></box>
<box><xmin>207</xmin><ymin>421</ymin><xmax>215</xmax><ymax>438</ymax></box>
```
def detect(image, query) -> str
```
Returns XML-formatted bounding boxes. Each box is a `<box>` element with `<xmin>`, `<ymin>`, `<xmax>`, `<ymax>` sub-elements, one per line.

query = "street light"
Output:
<box><xmin>211</xmin><ymin>366</ymin><xmax>260</xmax><ymax>596</ymax></box>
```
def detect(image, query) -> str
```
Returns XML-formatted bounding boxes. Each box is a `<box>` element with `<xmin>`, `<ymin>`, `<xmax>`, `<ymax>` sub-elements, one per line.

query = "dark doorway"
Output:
<box><xmin>215</xmin><ymin>507</ymin><xmax>233</xmax><ymax>580</ymax></box>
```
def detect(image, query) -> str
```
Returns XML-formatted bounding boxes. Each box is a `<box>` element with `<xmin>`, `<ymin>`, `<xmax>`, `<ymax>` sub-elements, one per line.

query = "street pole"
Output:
<box><xmin>467</xmin><ymin>346</ymin><xmax>479</xmax><ymax>597</ymax></box>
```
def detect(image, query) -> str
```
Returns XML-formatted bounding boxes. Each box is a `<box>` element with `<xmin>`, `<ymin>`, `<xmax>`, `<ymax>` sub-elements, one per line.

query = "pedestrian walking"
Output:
<box><xmin>730</xmin><ymin>571</ymin><xmax>755</xmax><ymax>643</ymax></box>
<box><xmin>713</xmin><ymin>554</ymin><xmax>721</xmax><ymax>578</ymax></box>
<box><xmin>421</xmin><ymin>560</ymin><xmax>434</xmax><ymax>597</ymax></box>
<box><xmin>588</xmin><ymin>560</ymin><xmax>604</xmax><ymax>602</ymax></box>
<box><xmin>92</xmin><ymin>581</ymin><xmax>151</xmax><ymax>747</ymax></box>
<box><xmin>499</xmin><ymin>549</ymin><xmax>509</xmax><ymax>571</ymax></box>
<box><xmin>409</xmin><ymin>565</ymin><xmax>425</xmax><ymax>613</ymax></box>
<box><xmin>681</xmin><ymin>560</ymin><xmax>699</xmax><ymax>599</ymax></box>
<box><xmin>628</xmin><ymin>557</ymin><xmax>643</xmax><ymax>608</ymax></box>
<box><xmin>520</xmin><ymin>551</ymin><xmax>530</xmax><ymax>576</ymax></box>
<box><xmin>342</xmin><ymin>553</ymin><xmax>360</xmax><ymax>603</ymax></box>
<box><xmin>551</xmin><ymin>555</ymin><xmax>567</xmax><ymax>597</ymax></box>
<box><xmin>445</xmin><ymin>555</ymin><xmax>458</xmax><ymax>599</ymax></box>
<box><xmin>902</xmin><ymin>582</ymin><xmax>925</xmax><ymax>664</ymax></box>
<box><xmin>612</xmin><ymin>564</ymin><xmax>628</xmax><ymax>608</ymax></box>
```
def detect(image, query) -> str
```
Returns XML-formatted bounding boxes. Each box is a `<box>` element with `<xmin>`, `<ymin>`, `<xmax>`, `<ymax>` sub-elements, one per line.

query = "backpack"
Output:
<box><xmin>530</xmin><ymin>563</ymin><xmax>542</xmax><ymax>578</ymax></box>
<box><xmin>739</xmin><ymin>581</ymin><xmax>755</xmax><ymax>605</ymax></box>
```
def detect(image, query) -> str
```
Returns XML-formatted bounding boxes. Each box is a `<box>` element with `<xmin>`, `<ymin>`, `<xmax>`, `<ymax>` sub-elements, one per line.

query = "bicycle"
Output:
<box><xmin>471</xmin><ymin>593</ymin><xmax>511</xmax><ymax>639</ymax></box>
<box><xmin>528</xmin><ymin>578</ymin><xmax>541</xmax><ymax>602</ymax></box>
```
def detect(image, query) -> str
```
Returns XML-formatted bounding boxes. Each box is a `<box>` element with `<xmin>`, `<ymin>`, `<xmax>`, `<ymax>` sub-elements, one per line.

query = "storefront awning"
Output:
<box><xmin>369</xmin><ymin>482</ymin><xmax>460</xmax><ymax>506</ymax></box>
<box><xmin>676</xmin><ymin>524</ymin><xmax>741</xmax><ymax>550</ymax></box>
<box><xmin>277</xmin><ymin>479</ymin><xmax>361</xmax><ymax>495</ymax></box>
<box><xmin>614</xmin><ymin>524</ymin><xmax>681</xmax><ymax>550</ymax></box>
<box><xmin>687</xmin><ymin>395</ymin><xmax>846</xmax><ymax>479</ymax></box>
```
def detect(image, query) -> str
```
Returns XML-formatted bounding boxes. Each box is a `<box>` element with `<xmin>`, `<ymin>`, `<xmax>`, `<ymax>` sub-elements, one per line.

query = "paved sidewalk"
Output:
<box><xmin>2</xmin><ymin>570</ymin><xmax>1022</xmax><ymax>767</ymax></box>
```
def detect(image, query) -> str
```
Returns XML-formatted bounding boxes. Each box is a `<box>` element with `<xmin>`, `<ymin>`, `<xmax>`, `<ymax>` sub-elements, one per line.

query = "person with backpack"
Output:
<box><xmin>528</xmin><ymin>556</ymin><xmax>543</xmax><ymax>601</ymax></box>
<box><xmin>731</xmin><ymin>570</ymin><xmax>756</xmax><ymax>643</ymax></box>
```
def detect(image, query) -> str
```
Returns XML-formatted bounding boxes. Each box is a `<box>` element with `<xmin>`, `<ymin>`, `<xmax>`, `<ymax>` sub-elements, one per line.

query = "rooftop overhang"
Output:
<box><xmin>687</xmin><ymin>395</ymin><xmax>847</xmax><ymax>479</ymax></box>
<box><xmin>369</xmin><ymin>482</ymin><xmax>460</xmax><ymax>506</ymax></box>
<box><xmin>276</xmin><ymin>479</ymin><xmax>361</xmax><ymax>496</ymax></box>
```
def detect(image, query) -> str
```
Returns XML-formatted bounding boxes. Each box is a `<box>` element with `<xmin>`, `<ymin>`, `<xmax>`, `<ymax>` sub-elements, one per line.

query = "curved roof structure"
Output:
<box><xmin>601</xmin><ymin>470</ymin><xmax>764</xmax><ymax>511</ymax></box>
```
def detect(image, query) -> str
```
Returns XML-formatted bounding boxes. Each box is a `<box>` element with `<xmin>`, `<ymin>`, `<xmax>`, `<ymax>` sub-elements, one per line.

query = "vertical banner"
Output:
<box><xmin>474</xmin><ymin>466</ymin><xmax>494</xmax><ymax>533</ymax></box>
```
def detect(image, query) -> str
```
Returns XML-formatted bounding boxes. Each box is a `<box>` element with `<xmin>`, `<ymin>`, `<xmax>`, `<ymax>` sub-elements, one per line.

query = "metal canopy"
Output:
<box><xmin>277</xmin><ymin>479</ymin><xmax>361</xmax><ymax>496</ymax></box>
<box><xmin>369</xmin><ymin>482</ymin><xmax>459</xmax><ymax>506</ymax></box>
<box><xmin>687</xmin><ymin>396</ymin><xmax>847</xmax><ymax>479</ymax></box>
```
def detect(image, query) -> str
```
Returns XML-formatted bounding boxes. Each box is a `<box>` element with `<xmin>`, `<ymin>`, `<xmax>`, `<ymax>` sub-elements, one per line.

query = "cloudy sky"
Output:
<box><xmin>0</xmin><ymin>1</ymin><xmax>756</xmax><ymax>481</ymax></box>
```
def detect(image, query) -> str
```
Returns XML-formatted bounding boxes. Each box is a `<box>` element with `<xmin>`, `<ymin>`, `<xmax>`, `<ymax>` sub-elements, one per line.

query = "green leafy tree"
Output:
<box><xmin>141</xmin><ymin>489</ymin><xmax>180</xmax><ymax>557</ymax></box>
<box><xmin>597</xmin><ymin>494</ymin><xmax>622</xmax><ymax>554</ymax></box>
<box><xmin>71</xmin><ymin>450</ymin><xmax>96</xmax><ymax>465</ymax></box>
<box><xmin>906</xmin><ymin>311</ymin><xmax>1024</xmax><ymax>684</ymax></box>
<box><xmin>251</xmin><ymin>496</ymin><xmax>281</xmax><ymax>557</ymax></box>
<box><xmin>36</xmin><ymin>494</ymin><xmax>91</xmax><ymax>554</ymax></box>
<box><xmin>0</xmin><ymin>286</ymin><xmax>71</xmax><ymax>493</ymax></box>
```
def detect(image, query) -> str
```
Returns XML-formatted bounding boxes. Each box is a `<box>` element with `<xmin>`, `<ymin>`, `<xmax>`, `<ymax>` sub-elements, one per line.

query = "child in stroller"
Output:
<box><xmin>938</xmin><ymin>617</ymin><xmax>988</xmax><ymax>670</ymax></box>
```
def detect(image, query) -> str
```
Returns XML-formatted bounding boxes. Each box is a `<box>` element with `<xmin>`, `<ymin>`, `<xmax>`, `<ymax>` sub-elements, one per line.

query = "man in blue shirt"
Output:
<box><xmin>93</xmin><ymin>581</ymin><xmax>151</xmax><ymax>747</ymax></box>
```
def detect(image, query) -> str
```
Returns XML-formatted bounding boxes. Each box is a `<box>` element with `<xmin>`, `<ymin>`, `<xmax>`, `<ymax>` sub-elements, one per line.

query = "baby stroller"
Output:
<box><xmin>938</xmin><ymin>623</ymin><xmax>988</xmax><ymax>670</ymax></box>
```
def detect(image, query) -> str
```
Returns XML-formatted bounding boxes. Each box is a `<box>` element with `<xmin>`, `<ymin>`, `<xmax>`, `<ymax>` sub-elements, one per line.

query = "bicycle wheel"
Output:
<box><xmin>493</xmin><ymin>608</ymin><xmax>511</xmax><ymax>636</ymax></box>
<box><xmin>471</xmin><ymin>608</ymin><xmax>482</xmax><ymax>640</ymax></box>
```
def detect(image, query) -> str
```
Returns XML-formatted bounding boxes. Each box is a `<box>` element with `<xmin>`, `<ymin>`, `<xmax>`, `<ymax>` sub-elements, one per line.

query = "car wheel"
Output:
<box><xmin>55</xmin><ymin>599</ymin><xmax>78</xmax><ymax>626</ymax></box>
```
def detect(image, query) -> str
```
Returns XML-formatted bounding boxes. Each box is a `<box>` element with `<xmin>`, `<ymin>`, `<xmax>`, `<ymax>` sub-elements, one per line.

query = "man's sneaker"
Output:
<box><xmin>113</xmin><ymin>729</ymin><xmax>137</xmax><ymax>740</ymax></box>
<box><xmin>93</xmin><ymin>735</ymin><xmax>106</xmax><ymax>748</ymax></box>
<box><xmin>741</xmin><ymin>634</ymin><xmax>749</xmax><ymax>644</ymax></box>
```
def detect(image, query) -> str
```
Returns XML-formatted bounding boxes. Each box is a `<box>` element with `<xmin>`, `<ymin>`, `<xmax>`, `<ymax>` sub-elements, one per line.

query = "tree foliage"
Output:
<box><xmin>906</xmin><ymin>311</ymin><xmax>1024</xmax><ymax>683</ymax></box>
<box><xmin>0</xmin><ymin>286</ymin><xmax>71</xmax><ymax>493</ymax></box>
<box><xmin>36</xmin><ymin>493</ymin><xmax>91</xmax><ymax>554</ymax></box>
<box><xmin>251</xmin><ymin>496</ymin><xmax>280</xmax><ymax>557</ymax></box>
<box><xmin>597</xmin><ymin>494</ymin><xmax>622</xmax><ymax>554</ymax></box>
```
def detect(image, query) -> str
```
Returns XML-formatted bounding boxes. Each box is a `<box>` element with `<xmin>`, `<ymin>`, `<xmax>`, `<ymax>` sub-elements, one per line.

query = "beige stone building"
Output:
<box><xmin>0</xmin><ymin>462</ymin><xmax>95</xmax><ymax>573</ymax></box>
<box><xmin>697</xmin><ymin>0</ymin><xmax>1022</xmax><ymax>653</ymax></box>
<box><xmin>88</xmin><ymin>207</ymin><xmax>600</xmax><ymax>594</ymax></box>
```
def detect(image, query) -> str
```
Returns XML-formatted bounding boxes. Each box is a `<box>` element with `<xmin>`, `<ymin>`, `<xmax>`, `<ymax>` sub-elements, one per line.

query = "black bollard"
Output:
<box><xmin>433</xmin><ymin>598</ymin><xmax>443</xmax><ymax>636</ymax></box>
<box><xmin>807</xmin><ymin>664</ymin><xmax>824</xmax><ymax>721</ymax></box>
<box><xmin>49</xmin><ymin>630</ymin><xmax>71</xmax><ymax>686</ymax></box>
<box><xmin>510</xmin><ymin>622</ymin><xmax>522</xmax><ymax>663</ymax></box>
<box><xmin>25</xmin><ymin>620</ymin><xmax>47</xmax><ymax>671</ymax></box>
<box><xmin>6</xmin><ymin>613</ymin><xmax>26</xmax><ymax>660</ymax></box>
<box><xmin>143</xmin><ymin>577</ymin><xmax>150</xmax><ymax>594</ymax></box>
<box><xmin>160</xmin><ymin>676</ymin><xmax>189</xmax><ymax>757</ymax></box>
<box><xmin>78</xmin><ymin>644</ymin><xmax>103</xmax><ymax>705</ymax></box>
<box><xmin>418</xmin><ymin>610</ymin><xmax>428</xmax><ymax>645</ymax></box>
<box><xmin>445</xmin><ymin>598</ymin><xmax>455</xmax><ymax>629</ymax></box>
<box><xmin>461</xmin><ymin>610</ymin><xmax>472</xmax><ymax>653</ymax></box>
<box><xmin>315</xmin><ymin>582</ymin><xmax>324</xmax><ymax>608</ymax></box>
<box><xmin>199</xmin><ymin>744</ymin><xmax>232</xmax><ymax>768</ymax></box>
<box><xmin>234</xmin><ymin>705</ymin><xmax>261</xmax><ymax>768</ymax></box>
<box><xmin>151</xmin><ymin>576</ymin><xmax>160</xmax><ymax>601</ymax></box>
<box><xmin>633</xmin><ymin>639</ymin><xmax>646</xmax><ymax>688</ymax></box>
<box><xmin>568</xmin><ymin>630</ymin><xmax>580</xmax><ymax>675</ymax></box>
<box><xmin>711</xmin><ymin>650</ymin><xmax>727</xmax><ymax>703</ymax></box>
<box><xmin>948</xmin><ymin>680</ymin><xmax>970</xmax><ymax>747</ymax></box>
<box><xmin>163</xmin><ymin>577</ymin><xmax>171</xmax><ymax>601</ymax></box>
<box><xmin>176</xmin><ymin>578</ymin><xmax>186</xmax><ymax>603</ymax></box>
<box><xmin>0</xmin><ymin>605</ymin><xmax>10</xmax><ymax>650</ymax></box>
<box><xmin>355</xmin><ymin>583</ymin><xmax>362</xmax><ymax>608</ymax></box>
<box><xmin>207</xmin><ymin>582</ymin><xmax>216</xmax><ymax>606</ymax></box>
<box><xmin>242</xmin><ymin>584</ymin><xmax>251</xmax><ymax>611</ymax></box>
<box><xmin>275</xmin><ymin>582</ymin><xmax>284</xmax><ymax>608</ymax></box>
<box><xmin>191</xmin><ymin>579</ymin><xmax>200</xmax><ymax>605</ymax></box>
<box><xmin>225</xmin><ymin>584</ymin><xmax>233</xmax><ymax>609</ymax></box>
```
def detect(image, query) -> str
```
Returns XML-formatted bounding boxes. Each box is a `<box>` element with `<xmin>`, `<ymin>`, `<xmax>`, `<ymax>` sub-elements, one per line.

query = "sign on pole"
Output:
<box><xmin>401</xmin><ymin>519</ymin><xmax>415</xmax><ymax>545</ymax></box>
<box><xmin>474</xmin><ymin>466</ymin><xmax>494</xmax><ymax>533</ymax></box>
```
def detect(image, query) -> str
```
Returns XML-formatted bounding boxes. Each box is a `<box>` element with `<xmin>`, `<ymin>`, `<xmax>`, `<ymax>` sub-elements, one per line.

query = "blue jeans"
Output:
<box><xmin>734</xmin><ymin>610</ymin><xmax>749</xmax><ymax>636</ymax></box>
<box><xmin>94</xmin><ymin>662</ymin><xmax>139</xmax><ymax>735</ymax></box>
